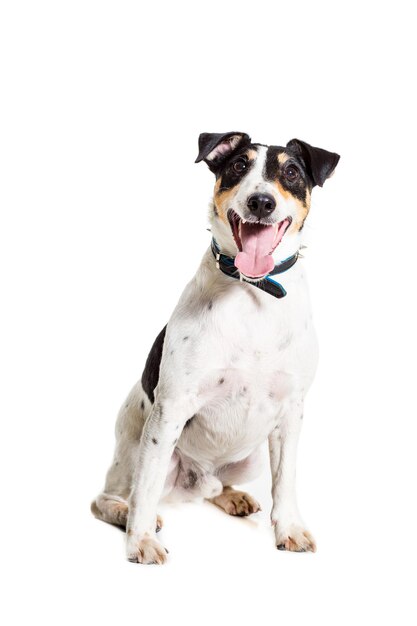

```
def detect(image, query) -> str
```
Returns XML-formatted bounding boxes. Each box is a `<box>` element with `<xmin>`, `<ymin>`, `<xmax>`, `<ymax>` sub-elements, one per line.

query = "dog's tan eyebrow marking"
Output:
<box><xmin>277</xmin><ymin>152</ymin><xmax>290</xmax><ymax>165</ymax></box>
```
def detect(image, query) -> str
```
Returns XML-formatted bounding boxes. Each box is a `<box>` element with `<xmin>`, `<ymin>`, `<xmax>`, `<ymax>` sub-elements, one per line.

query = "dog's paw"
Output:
<box><xmin>126</xmin><ymin>533</ymin><xmax>168</xmax><ymax>565</ymax></box>
<box><xmin>211</xmin><ymin>488</ymin><xmax>261</xmax><ymax>517</ymax></box>
<box><xmin>273</xmin><ymin>521</ymin><xmax>316</xmax><ymax>553</ymax></box>
<box><xmin>226</xmin><ymin>491</ymin><xmax>261</xmax><ymax>516</ymax></box>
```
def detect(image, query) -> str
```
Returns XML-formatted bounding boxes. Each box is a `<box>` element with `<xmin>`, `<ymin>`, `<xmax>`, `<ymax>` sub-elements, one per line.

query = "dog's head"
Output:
<box><xmin>196</xmin><ymin>132</ymin><xmax>339</xmax><ymax>280</ymax></box>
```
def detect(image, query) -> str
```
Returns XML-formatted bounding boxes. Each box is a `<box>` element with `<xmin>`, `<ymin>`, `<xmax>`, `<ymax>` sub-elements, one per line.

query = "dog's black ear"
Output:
<box><xmin>195</xmin><ymin>132</ymin><xmax>251</xmax><ymax>171</ymax></box>
<box><xmin>286</xmin><ymin>139</ymin><xmax>340</xmax><ymax>187</ymax></box>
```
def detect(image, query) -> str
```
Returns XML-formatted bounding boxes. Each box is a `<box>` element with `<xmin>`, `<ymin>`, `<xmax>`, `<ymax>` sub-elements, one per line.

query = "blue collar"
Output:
<box><xmin>211</xmin><ymin>238</ymin><xmax>299</xmax><ymax>299</ymax></box>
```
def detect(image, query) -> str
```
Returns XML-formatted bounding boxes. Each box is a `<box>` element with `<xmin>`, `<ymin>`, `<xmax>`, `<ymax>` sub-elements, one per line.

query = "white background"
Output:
<box><xmin>1</xmin><ymin>1</ymin><xmax>416</xmax><ymax>624</ymax></box>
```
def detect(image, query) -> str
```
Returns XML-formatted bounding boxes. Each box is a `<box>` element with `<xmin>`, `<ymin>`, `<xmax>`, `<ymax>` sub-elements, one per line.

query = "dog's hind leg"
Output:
<box><xmin>91</xmin><ymin>494</ymin><xmax>129</xmax><ymax>527</ymax></box>
<box><xmin>208</xmin><ymin>448</ymin><xmax>262</xmax><ymax>517</ymax></box>
<box><xmin>91</xmin><ymin>382</ymin><xmax>163</xmax><ymax>532</ymax></box>
<box><xmin>91</xmin><ymin>494</ymin><xmax>163</xmax><ymax>531</ymax></box>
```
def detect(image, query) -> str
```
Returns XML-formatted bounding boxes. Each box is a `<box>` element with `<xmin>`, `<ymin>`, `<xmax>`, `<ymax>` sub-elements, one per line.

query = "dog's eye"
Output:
<box><xmin>284</xmin><ymin>165</ymin><xmax>300</xmax><ymax>182</ymax></box>
<box><xmin>232</xmin><ymin>158</ymin><xmax>247</xmax><ymax>174</ymax></box>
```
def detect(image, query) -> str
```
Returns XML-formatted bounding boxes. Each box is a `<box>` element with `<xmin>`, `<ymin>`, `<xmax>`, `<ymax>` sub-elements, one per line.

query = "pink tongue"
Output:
<box><xmin>235</xmin><ymin>222</ymin><xmax>276</xmax><ymax>278</ymax></box>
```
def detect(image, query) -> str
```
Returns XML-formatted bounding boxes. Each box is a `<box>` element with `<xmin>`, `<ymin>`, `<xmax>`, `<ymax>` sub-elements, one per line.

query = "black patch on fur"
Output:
<box><xmin>185</xmin><ymin>469</ymin><xmax>198</xmax><ymax>489</ymax></box>
<box><xmin>141</xmin><ymin>325</ymin><xmax>167</xmax><ymax>403</ymax></box>
<box><xmin>208</xmin><ymin>300</ymin><xmax>213</xmax><ymax>310</ymax></box>
<box><xmin>140</xmin><ymin>399</ymin><xmax>145</xmax><ymax>411</ymax></box>
<box><xmin>264</xmin><ymin>146</ymin><xmax>310</xmax><ymax>203</ymax></box>
<box><xmin>195</xmin><ymin>132</ymin><xmax>251</xmax><ymax>174</ymax></box>
<box><xmin>152</xmin><ymin>437</ymin><xmax>158</xmax><ymax>445</ymax></box>
<box><xmin>183</xmin><ymin>336</ymin><xmax>189</xmax><ymax>341</ymax></box>
<box><xmin>286</xmin><ymin>139</ymin><xmax>340</xmax><ymax>187</ymax></box>
<box><xmin>219</xmin><ymin>377</ymin><xmax>225</xmax><ymax>384</ymax></box>
<box><xmin>215</xmin><ymin>145</ymin><xmax>258</xmax><ymax>196</ymax></box>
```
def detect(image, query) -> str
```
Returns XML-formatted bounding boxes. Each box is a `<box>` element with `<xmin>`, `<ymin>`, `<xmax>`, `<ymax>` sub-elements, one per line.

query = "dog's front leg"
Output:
<box><xmin>126</xmin><ymin>398</ymin><xmax>189</xmax><ymax>564</ymax></box>
<box><xmin>269</xmin><ymin>400</ymin><xmax>316</xmax><ymax>553</ymax></box>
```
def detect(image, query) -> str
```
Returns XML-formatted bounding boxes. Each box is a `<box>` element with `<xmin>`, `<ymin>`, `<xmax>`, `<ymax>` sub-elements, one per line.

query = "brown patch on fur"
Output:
<box><xmin>277</xmin><ymin>530</ymin><xmax>316</xmax><ymax>552</ymax></box>
<box><xmin>291</xmin><ymin>190</ymin><xmax>311</xmax><ymax>233</ymax></box>
<box><xmin>91</xmin><ymin>497</ymin><xmax>163</xmax><ymax>532</ymax></box>
<box><xmin>271</xmin><ymin>182</ymin><xmax>311</xmax><ymax>235</ymax></box>
<box><xmin>91</xmin><ymin>498</ymin><xmax>129</xmax><ymax>526</ymax></box>
<box><xmin>264</xmin><ymin>178</ymin><xmax>311</xmax><ymax>235</ymax></box>
<box><xmin>209</xmin><ymin>486</ymin><xmax>261</xmax><ymax>517</ymax></box>
<box><xmin>100</xmin><ymin>501</ymin><xmax>128</xmax><ymax>526</ymax></box>
<box><xmin>278</xmin><ymin>152</ymin><xmax>290</xmax><ymax>165</ymax></box>
<box><xmin>127</xmin><ymin>535</ymin><xmax>168</xmax><ymax>565</ymax></box>
<box><xmin>291</xmin><ymin>201</ymin><xmax>309</xmax><ymax>233</ymax></box>
<box><xmin>274</xmin><ymin>525</ymin><xmax>317</xmax><ymax>552</ymax></box>
<box><xmin>213</xmin><ymin>179</ymin><xmax>233</xmax><ymax>223</ymax></box>
<box><xmin>271</xmin><ymin>179</ymin><xmax>291</xmax><ymax>200</ymax></box>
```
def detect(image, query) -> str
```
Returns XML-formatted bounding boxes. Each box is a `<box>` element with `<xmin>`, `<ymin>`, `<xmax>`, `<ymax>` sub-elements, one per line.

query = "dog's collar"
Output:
<box><xmin>211</xmin><ymin>238</ymin><xmax>299</xmax><ymax>299</ymax></box>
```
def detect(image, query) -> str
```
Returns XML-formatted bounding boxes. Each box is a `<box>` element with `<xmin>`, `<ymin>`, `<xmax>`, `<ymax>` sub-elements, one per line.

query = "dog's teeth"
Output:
<box><xmin>242</xmin><ymin>219</ymin><xmax>246</xmax><ymax>224</ymax></box>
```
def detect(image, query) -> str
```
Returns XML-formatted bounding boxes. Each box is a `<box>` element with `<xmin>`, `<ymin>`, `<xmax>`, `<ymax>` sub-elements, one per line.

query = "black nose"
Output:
<box><xmin>247</xmin><ymin>193</ymin><xmax>276</xmax><ymax>219</ymax></box>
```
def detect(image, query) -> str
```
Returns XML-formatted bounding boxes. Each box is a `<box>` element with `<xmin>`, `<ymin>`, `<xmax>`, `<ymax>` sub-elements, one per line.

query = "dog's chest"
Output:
<box><xmin>168</xmin><ymin>268</ymin><xmax>318</xmax><ymax>465</ymax></box>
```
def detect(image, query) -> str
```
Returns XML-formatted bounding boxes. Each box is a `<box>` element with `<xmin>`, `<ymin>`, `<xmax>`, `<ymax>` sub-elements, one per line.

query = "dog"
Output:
<box><xmin>91</xmin><ymin>131</ymin><xmax>340</xmax><ymax>564</ymax></box>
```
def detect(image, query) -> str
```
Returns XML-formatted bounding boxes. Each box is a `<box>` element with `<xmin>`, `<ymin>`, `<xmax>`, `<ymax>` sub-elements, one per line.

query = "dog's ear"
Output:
<box><xmin>195</xmin><ymin>132</ymin><xmax>251</xmax><ymax>171</ymax></box>
<box><xmin>286</xmin><ymin>139</ymin><xmax>340</xmax><ymax>187</ymax></box>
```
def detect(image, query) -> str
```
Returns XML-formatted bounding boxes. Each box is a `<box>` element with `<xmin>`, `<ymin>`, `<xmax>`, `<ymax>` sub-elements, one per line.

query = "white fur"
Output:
<box><xmin>93</xmin><ymin>148</ymin><xmax>319</xmax><ymax>563</ymax></box>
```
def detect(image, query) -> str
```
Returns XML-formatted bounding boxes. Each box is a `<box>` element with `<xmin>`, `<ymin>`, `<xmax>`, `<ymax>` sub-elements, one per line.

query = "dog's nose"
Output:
<box><xmin>247</xmin><ymin>193</ymin><xmax>276</xmax><ymax>219</ymax></box>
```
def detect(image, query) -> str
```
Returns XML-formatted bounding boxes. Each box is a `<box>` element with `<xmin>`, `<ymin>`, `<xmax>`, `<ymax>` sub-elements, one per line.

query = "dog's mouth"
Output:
<box><xmin>227</xmin><ymin>209</ymin><xmax>292</xmax><ymax>279</ymax></box>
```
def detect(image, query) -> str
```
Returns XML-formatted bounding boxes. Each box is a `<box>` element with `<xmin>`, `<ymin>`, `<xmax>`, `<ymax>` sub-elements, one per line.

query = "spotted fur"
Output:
<box><xmin>92</xmin><ymin>131</ymin><xmax>339</xmax><ymax>564</ymax></box>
